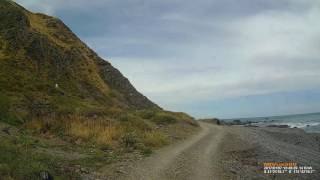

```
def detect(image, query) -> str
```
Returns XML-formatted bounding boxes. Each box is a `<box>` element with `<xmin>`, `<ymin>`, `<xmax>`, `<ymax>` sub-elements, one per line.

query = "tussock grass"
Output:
<box><xmin>24</xmin><ymin>112</ymin><xmax>180</xmax><ymax>150</ymax></box>
<box><xmin>26</xmin><ymin>116</ymin><xmax>124</xmax><ymax>146</ymax></box>
<box><xmin>66</xmin><ymin>117</ymin><xmax>123</xmax><ymax>146</ymax></box>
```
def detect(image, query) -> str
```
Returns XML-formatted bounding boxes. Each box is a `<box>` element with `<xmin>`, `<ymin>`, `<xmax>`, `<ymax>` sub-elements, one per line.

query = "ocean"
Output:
<box><xmin>224</xmin><ymin>112</ymin><xmax>320</xmax><ymax>133</ymax></box>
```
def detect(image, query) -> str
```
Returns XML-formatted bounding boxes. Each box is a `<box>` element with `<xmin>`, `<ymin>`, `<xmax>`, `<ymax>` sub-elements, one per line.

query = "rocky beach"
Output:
<box><xmin>216</xmin><ymin>124</ymin><xmax>320</xmax><ymax>179</ymax></box>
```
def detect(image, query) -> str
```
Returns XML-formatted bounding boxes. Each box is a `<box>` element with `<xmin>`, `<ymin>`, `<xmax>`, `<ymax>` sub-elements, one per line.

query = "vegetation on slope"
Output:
<box><xmin>0</xmin><ymin>0</ymin><xmax>159</xmax><ymax>121</ymax></box>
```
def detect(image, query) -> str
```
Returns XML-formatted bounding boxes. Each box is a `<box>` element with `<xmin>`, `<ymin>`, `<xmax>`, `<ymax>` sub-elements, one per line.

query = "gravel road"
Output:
<box><xmin>104</xmin><ymin>123</ymin><xmax>320</xmax><ymax>180</ymax></box>
<box><xmin>121</xmin><ymin>122</ymin><xmax>225</xmax><ymax>180</ymax></box>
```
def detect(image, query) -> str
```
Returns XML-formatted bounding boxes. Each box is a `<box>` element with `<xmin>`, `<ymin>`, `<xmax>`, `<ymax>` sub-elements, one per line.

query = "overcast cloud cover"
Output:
<box><xmin>15</xmin><ymin>0</ymin><xmax>320</xmax><ymax>118</ymax></box>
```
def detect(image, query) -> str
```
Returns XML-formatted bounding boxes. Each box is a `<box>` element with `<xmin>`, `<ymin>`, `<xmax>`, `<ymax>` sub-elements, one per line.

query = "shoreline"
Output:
<box><xmin>216</xmin><ymin>124</ymin><xmax>320</xmax><ymax>179</ymax></box>
<box><xmin>220</xmin><ymin>119</ymin><xmax>320</xmax><ymax>134</ymax></box>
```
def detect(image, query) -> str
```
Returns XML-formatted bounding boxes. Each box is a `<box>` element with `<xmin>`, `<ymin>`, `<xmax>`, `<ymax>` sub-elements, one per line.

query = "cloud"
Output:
<box><xmin>108</xmin><ymin>0</ymin><xmax>320</xmax><ymax>113</ymax></box>
<box><xmin>14</xmin><ymin>0</ymin><xmax>111</xmax><ymax>14</ymax></box>
<box><xmin>13</xmin><ymin>0</ymin><xmax>320</xmax><ymax>117</ymax></box>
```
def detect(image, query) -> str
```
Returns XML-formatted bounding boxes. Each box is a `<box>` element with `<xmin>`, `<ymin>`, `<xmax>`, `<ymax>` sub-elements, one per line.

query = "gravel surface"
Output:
<box><xmin>118</xmin><ymin>123</ymin><xmax>225</xmax><ymax>180</ymax></box>
<box><xmin>103</xmin><ymin>123</ymin><xmax>320</xmax><ymax>180</ymax></box>
<box><xmin>218</xmin><ymin>126</ymin><xmax>320</xmax><ymax>179</ymax></box>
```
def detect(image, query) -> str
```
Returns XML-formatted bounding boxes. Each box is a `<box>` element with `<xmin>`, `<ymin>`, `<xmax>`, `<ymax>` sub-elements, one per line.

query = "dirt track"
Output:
<box><xmin>108</xmin><ymin>123</ymin><xmax>320</xmax><ymax>180</ymax></box>
<box><xmin>121</xmin><ymin>122</ymin><xmax>225</xmax><ymax>180</ymax></box>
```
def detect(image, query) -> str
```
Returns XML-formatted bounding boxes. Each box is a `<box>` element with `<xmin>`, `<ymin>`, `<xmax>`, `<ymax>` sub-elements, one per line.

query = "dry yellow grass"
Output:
<box><xmin>25</xmin><ymin>115</ymin><xmax>125</xmax><ymax>146</ymax></box>
<box><xmin>66</xmin><ymin>117</ymin><xmax>123</xmax><ymax>146</ymax></box>
<box><xmin>0</xmin><ymin>38</ymin><xmax>8</xmax><ymax>58</ymax></box>
<box><xmin>25</xmin><ymin>118</ymin><xmax>44</xmax><ymax>132</ymax></box>
<box><xmin>25</xmin><ymin>113</ymin><xmax>183</xmax><ymax>150</ymax></box>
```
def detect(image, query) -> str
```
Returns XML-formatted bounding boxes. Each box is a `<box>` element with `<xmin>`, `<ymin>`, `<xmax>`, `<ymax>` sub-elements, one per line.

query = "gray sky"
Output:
<box><xmin>15</xmin><ymin>0</ymin><xmax>320</xmax><ymax>118</ymax></box>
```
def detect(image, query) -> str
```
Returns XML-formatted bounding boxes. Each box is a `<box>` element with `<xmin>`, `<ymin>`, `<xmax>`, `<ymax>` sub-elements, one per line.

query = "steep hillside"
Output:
<box><xmin>0</xmin><ymin>0</ymin><xmax>159</xmax><ymax>122</ymax></box>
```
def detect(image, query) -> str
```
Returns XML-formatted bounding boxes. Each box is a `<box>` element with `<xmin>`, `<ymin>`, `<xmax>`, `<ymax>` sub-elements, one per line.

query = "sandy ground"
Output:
<box><xmin>103</xmin><ymin>122</ymin><xmax>320</xmax><ymax>180</ymax></box>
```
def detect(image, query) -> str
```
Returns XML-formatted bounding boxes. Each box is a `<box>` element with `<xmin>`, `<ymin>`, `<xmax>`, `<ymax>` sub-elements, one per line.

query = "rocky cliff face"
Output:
<box><xmin>97</xmin><ymin>59</ymin><xmax>159</xmax><ymax>109</ymax></box>
<box><xmin>0</xmin><ymin>0</ymin><xmax>159</xmax><ymax>120</ymax></box>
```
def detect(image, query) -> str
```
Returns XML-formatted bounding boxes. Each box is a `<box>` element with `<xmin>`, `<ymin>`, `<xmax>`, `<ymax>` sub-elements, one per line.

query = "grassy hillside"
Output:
<box><xmin>0</xmin><ymin>0</ymin><xmax>199</xmax><ymax>179</ymax></box>
<box><xmin>0</xmin><ymin>0</ymin><xmax>160</xmax><ymax>121</ymax></box>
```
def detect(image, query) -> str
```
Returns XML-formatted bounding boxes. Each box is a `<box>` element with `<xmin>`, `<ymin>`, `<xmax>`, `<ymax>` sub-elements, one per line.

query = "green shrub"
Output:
<box><xmin>141</xmin><ymin>147</ymin><xmax>152</xmax><ymax>156</ymax></box>
<box><xmin>118</xmin><ymin>113</ymin><xmax>130</xmax><ymax>122</ymax></box>
<box><xmin>152</xmin><ymin>113</ymin><xmax>177</xmax><ymax>124</ymax></box>
<box><xmin>120</xmin><ymin>132</ymin><xmax>139</xmax><ymax>149</ymax></box>
<box><xmin>139</xmin><ymin>110</ymin><xmax>156</xmax><ymax>119</ymax></box>
<box><xmin>0</xmin><ymin>93</ymin><xmax>21</xmax><ymax>126</ymax></box>
<box><xmin>142</xmin><ymin>131</ymin><xmax>168</xmax><ymax>148</ymax></box>
<box><xmin>0</xmin><ymin>93</ymin><xmax>10</xmax><ymax>118</ymax></box>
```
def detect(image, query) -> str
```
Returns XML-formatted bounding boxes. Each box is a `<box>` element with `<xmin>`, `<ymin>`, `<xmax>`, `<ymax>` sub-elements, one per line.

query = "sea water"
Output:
<box><xmin>225</xmin><ymin>112</ymin><xmax>320</xmax><ymax>133</ymax></box>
